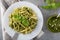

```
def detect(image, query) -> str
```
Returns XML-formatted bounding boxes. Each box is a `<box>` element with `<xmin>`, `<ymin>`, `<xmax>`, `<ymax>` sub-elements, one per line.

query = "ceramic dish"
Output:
<box><xmin>3</xmin><ymin>1</ymin><xmax>43</xmax><ymax>40</ymax></box>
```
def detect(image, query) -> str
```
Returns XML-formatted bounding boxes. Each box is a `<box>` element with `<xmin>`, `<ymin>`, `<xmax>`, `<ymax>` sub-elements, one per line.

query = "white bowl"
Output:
<box><xmin>3</xmin><ymin>1</ymin><xmax>43</xmax><ymax>40</ymax></box>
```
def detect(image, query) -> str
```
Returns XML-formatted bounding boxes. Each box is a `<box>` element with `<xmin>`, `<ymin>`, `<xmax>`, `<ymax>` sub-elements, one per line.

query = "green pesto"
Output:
<box><xmin>47</xmin><ymin>15</ymin><xmax>60</xmax><ymax>32</ymax></box>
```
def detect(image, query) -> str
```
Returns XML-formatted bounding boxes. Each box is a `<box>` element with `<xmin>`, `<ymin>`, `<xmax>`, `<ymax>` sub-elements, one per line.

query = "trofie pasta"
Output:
<box><xmin>9</xmin><ymin>6</ymin><xmax>38</xmax><ymax>34</ymax></box>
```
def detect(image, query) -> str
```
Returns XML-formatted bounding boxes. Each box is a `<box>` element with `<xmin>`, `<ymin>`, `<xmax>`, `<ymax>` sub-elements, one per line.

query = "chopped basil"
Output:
<box><xmin>41</xmin><ymin>0</ymin><xmax>60</xmax><ymax>9</ymax></box>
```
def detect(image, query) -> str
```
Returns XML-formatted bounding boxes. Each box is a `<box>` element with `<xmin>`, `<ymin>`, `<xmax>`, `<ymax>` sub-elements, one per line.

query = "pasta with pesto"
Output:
<box><xmin>9</xmin><ymin>6</ymin><xmax>38</xmax><ymax>34</ymax></box>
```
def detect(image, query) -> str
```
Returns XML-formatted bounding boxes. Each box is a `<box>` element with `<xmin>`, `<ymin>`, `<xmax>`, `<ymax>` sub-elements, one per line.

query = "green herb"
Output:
<box><xmin>22</xmin><ymin>19</ymin><xmax>29</xmax><ymax>27</ymax></box>
<box><xmin>13</xmin><ymin>14</ymin><xmax>29</xmax><ymax>26</ymax></box>
<box><xmin>21</xmin><ymin>16</ymin><xmax>29</xmax><ymax>27</ymax></box>
<box><xmin>45</xmin><ymin>0</ymin><xmax>55</xmax><ymax>4</ymax></box>
<box><xmin>41</xmin><ymin>0</ymin><xmax>60</xmax><ymax>9</ymax></box>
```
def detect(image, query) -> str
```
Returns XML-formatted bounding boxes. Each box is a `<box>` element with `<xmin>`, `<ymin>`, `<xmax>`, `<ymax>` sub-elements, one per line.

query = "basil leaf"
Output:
<box><xmin>45</xmin><ymin>0</ymin><xmax>51</xmax><ymax>4</ymax></box>
<box><xmin>41</xmin><ymin>5</ymin><xmax>52</xmax><ymax>9</ymax></box>
<box><xmin>45</xmin><ymin>0</ymin><xmax>55</xmax><ymax>4</ymax></box>
<box><xmin>41</xmin><ymin>2</ymin><xmax>60</xmax><ymax>9</ymax></box>
<box><xmin>42</xmin><ymin>0</ymin><xmax>60</xmax><ymax>9</ymax></box>
<box><xmin>55</xmin><ymin>2</ymin><xmax>60</xmax><ymax>8</ymax></box>
<box><xmin>22</xmin><ymin>19</ymin><xmax>29</xmax><ymax>27</ymax></box>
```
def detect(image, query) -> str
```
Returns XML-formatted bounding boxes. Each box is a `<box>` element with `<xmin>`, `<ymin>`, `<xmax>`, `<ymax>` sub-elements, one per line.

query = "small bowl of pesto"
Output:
<box><xmin>47</xmin><ymin>15</ymin><xmax>60</xmax><ymax>33</ymax></box>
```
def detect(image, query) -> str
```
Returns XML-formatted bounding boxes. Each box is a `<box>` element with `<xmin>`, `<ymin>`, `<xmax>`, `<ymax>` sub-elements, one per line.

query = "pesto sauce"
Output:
<box><xmin>47</xmin><ymin>15</ymin><xmax>60</xmax><ymax>32</ymax></box>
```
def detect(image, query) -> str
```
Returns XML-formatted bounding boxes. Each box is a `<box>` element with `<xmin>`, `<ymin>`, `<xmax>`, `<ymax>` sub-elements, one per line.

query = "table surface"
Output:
<box><xmin>1</xmin><ymin>0</ymin><xmax>60</xmax><ymax>40</ymax></box>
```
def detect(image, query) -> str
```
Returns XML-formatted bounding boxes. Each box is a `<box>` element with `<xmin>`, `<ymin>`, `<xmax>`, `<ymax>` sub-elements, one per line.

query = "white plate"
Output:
<box><xmin>3</xmin><ymin>1</ymin><xmax>43</xmax><ymax>40</ymax></box>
